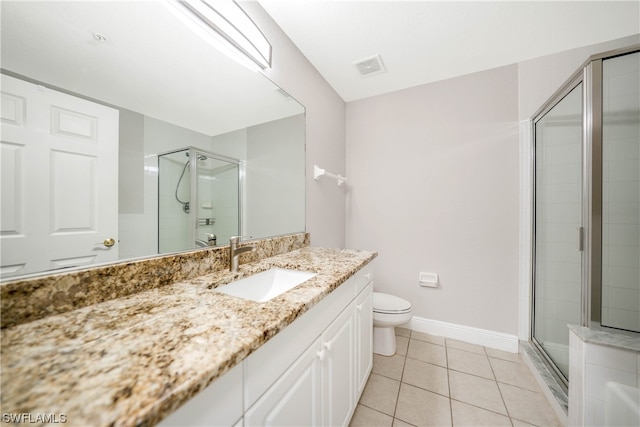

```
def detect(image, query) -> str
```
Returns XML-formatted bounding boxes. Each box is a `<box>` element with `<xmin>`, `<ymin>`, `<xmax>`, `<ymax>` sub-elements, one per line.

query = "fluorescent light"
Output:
<box><xmin>165</xmin><ymin>0</ymin><xmax>272</xmax><ymax>71</ymax></box>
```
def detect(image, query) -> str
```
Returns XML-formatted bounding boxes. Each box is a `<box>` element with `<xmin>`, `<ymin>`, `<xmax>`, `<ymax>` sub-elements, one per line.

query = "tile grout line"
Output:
<box><xmin>392</xmin><ymin>330</ymin><xmax>411</xmax><ymax>424</ymax></box>
<box><xmin>445</xmin><ymin>338</ymin><xmax>453</xmax><ymax>427</ymax></box>
<box><xmin>485</xmin><ymin>345</ymin><xmax>515</xmax><ymax>425</ymax></box>
<box><xmin>448</xmin><ymin>397</ymin><xmax>523</xmax><ymax>420</ymax></box>
<box><xmin>379</xmin><ymin>330</ymin><xmax>554</xmax><ymax>427</ymax></box>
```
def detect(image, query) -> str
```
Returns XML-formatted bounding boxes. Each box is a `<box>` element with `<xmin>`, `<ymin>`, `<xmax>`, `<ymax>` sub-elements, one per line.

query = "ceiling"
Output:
<box><xmin>1</xmin><ymin>1</ymin><xmax>302</xmax><ymax>137</ymax></box>
<box><xmin>258</xmin><ymin>0</ymin><xmax>640</xmax><ymax>102</ymax></box>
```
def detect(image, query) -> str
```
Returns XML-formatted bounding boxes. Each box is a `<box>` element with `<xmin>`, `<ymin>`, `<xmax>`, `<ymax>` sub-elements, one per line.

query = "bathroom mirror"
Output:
<box><xmin>0</xmin><ymin>1</ymin><xmax>305</xmax><ymax>280</ymax></box>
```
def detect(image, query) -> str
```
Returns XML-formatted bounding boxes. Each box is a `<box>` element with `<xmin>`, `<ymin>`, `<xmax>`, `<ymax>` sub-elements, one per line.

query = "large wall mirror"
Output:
<box><xmin>0</xmin><ymin>1</ymin><xmax>306</xmax><ymax>280</ymax></box>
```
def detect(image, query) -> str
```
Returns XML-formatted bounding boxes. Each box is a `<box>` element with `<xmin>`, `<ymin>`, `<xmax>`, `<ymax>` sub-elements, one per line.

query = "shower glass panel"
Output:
<box><xmin>158</xmin><ymin>150</ymin><xmax>192</xmax><ymax>253</ymax></box>
<box><xmin>533</xmin><ymin>82</ymin><xmax>584</xmax><ymax>380</ymax></box>
<box><xmin>158</xmin><ymin>148</ymin><xmax>240</xmax><ymax>254</ymax></box>
<box><xmin>195</xmin><ymin>153</ymin><xmax>239</xmax><ymax>248</ymax></box>
<box><xmin>601</xmin><ymin>51</ymin><xmax>640</xmax><ymax>333</ymax></box>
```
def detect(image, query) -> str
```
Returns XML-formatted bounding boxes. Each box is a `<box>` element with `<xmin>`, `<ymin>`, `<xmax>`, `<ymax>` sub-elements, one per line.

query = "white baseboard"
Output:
<box><xmin>408</xmin><ymin>316</ymin><xmax>520</xmax><ymax>353</ymax></box>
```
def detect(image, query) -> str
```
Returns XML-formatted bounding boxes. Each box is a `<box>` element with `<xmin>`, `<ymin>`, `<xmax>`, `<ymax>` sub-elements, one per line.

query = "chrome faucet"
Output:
<box><xmin>229</xmin><ymin>236</ymin><xmax>256</xmax><ymax>272</ymax></box>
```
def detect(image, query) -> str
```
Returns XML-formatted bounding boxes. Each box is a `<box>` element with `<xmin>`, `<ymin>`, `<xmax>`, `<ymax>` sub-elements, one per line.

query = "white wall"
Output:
<box><xmin>211</xmin><ymin>115</ymin><xmax>305</xmax><ymax>240</ymax></box>
<box><xmin>241</xmin><ymin>1</ymin><xmax>347</xmax><ymax>248</ymax></box>
<box><xmin>345</xmin><ymin>65</ymin><xmax>520</xmax><ymax>335</ymax></box>
<box><xmin>246</xmin><ymin>114</ymin><xmax>305</xmax><ymax>238</ymax></box>
<box><xmin>211</xmin><ymin>128</ymin><xmax>247</xmax><ymax>161</ymax></box>
<box><xmin>118</xmin><ymin>109</ymin><xmax>150</xmax><ymax>259</ymax></box>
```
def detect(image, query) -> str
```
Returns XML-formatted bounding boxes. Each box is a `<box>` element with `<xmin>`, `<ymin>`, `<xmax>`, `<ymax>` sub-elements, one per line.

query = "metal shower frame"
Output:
<box><xmin>530</xmin><ymin>45</ymin><xmax>640</xmax><ymax>387</ymax></box>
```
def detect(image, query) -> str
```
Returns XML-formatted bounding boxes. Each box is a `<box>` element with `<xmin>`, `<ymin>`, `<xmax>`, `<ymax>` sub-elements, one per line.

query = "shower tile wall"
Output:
<box><xmin>197</xmin><ymin>163</ymin><xmax>239</xmax><ymax>246</ymax></box>
<box><xmin>601</xmin><ymin>52</ymin><xmax>640</xmax><ymax>332</ymax></box>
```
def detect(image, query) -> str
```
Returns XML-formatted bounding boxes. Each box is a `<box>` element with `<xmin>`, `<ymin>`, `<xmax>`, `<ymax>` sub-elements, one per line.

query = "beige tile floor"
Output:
<box><xmin>350</xmin><ymin>328</ymin><xmax>563</xmax><ymax>427</ymax></box>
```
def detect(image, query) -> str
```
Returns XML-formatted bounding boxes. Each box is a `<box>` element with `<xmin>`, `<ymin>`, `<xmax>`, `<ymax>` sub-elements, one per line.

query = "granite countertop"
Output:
<box><xmin>1</xmin><ymin>247</ymin><xmax>377</xmax><ymax>427</ymax></box>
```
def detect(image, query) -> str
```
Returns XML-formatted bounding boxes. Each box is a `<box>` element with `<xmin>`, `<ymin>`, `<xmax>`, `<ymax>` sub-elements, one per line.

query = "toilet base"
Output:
<box><xmin>373</xmin><ymin>326</ymin><xmax>397</xmax><ymax>356</ymax></box>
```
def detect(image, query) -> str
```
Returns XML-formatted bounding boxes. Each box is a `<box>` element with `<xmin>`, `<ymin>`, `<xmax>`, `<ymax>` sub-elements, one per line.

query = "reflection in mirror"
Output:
<box><xmin>158</xmin><ymin>148</ymin><xmax>240</xmax><ymax>253</ymax></box>
<box><xmin>0</xmin><ymin>1</ymin><xmax>305</xmax><ymax>280</ymax></box>
<box><xmin>601</xmin><ymin>51</ymin><xmax>640</xmax><ymax>333</ymax></box>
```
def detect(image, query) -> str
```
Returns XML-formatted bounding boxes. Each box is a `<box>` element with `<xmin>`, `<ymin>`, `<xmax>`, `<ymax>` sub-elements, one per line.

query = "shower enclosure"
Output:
<box><xmin>158</xmin><ymin>147</ymin><xmax>241</xmax><ymax>253</ymax></box>
<box><xmin>532</xmin><ymin>47</ymin><xmax>640</xmax><ymax>385</ymax></box>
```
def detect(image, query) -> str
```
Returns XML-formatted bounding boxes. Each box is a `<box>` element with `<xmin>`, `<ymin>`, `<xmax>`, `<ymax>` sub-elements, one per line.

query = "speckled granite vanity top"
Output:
<box><xmin>1</xmin><ymin>246</ymin><xmax>376</xmax><ymax>426</ymax></box>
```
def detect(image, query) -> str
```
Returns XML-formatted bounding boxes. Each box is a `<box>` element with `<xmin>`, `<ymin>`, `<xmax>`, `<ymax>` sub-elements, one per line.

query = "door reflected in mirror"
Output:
<box><xmin>0</xmin><ymin>1</ymin><xmax>305</xmax><ymax>280</ymax></box>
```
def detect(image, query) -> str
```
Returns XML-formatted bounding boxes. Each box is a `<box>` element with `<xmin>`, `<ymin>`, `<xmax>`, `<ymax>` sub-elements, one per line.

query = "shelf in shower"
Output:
<box><xmin>198</xmin><ymin>218</ymin><xmax>216</xmax><ymax>226</ymax></box>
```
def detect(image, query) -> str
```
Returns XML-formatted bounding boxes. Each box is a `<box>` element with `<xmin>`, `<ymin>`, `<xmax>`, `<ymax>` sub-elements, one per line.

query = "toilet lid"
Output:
<box><xmin>373</xmin><ymin>292</ymin><xmax>412</xmax><ymax>314</ymax></box>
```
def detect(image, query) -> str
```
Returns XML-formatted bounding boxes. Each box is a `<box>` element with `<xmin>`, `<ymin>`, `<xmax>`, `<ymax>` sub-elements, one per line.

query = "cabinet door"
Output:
<box><xmin>355</xmin><ymin>283</ymin><xmax>373</xmax><ymax>399</ymax></box>
<box><xmin>322</xmin><ymin>304</ymin><xmax>355</xmax><ymax>427</ymax></box>
<box><xmin>244</xmin><ymin>276</ymin><xmax>356</xmax><ymax>409</ymax></box>
<box><xmin>245</xmin><ymin>337</ymin><xmax>323</xmax><ymax>427</ymax></box>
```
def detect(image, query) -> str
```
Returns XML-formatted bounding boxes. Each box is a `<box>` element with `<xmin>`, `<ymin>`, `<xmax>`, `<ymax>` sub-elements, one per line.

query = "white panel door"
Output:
<box><xmin>1</xmin><ymin>75</ymin><xmax>119</xmax><ymax>278</ymax></box>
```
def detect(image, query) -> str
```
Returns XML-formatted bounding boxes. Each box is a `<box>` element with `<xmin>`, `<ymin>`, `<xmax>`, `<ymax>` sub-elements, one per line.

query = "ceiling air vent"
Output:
<box><xmin>353</xmin><ymin>54</ymin><xmax>386</xmax><ymax>77</ymax></box>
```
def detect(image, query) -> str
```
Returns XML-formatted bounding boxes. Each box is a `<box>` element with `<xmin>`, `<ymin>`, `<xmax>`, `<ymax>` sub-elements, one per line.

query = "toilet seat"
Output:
<box><xmin>373</xmin><ymin>292</ymin><xmax>412</xmax><ymax>314</ymax></box>
<box><xmin>372</xmin><ymin>292</ymin><xmax>413</xmax><ymax>356</ymax></box>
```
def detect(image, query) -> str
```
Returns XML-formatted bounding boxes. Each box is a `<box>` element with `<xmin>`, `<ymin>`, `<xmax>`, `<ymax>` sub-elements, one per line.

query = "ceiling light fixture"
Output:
<box><xmin>165</xmin><ymin>0</ymin><xmax>272</xmax><ymax>72</ymax></box>
<box><xmin>93</xmin><ymin>33</ymin><xmax>109</xmax><ymax>43</ymax></box>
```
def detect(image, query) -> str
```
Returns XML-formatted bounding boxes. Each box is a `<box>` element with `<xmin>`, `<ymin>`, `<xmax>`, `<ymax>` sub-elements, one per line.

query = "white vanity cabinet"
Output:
<box><xmin>159</xmin><ymin>261</ymin><xmax>375</xmax><ymax>427</ymax></box>
<box><xmin>245</xmin><ymin>266</ymin><xmax>374</xmax><ymax>427</ymax></box>
<box><xmin>244</xmin><ymin>314</ymin><xmax>358</xmax><ymax>427</ymax></box>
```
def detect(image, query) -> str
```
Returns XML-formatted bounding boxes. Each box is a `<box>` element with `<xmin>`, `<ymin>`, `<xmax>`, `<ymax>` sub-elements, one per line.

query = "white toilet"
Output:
<box><xmin>372</xmin><ymin>292</ymin><xmax>413</xmax><ymax>356</ymax></box>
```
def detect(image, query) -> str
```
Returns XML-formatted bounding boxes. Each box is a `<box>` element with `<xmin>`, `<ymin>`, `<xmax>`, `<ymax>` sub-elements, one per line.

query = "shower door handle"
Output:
<box><xmin>577</xmin><ymin>227</ymin><xmax>584</xmax><ymax>252</ymax></box>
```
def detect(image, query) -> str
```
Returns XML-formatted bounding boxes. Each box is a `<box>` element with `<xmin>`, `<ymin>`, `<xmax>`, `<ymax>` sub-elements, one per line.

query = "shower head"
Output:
<box><xmin>185</xmin><ymin>152</ymin><xmax>207</xmax><ymax>161</ymax></box>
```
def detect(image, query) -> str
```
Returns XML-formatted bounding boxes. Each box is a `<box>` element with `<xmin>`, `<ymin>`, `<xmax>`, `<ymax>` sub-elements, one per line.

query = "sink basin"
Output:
<box><xmin>214</xmin><ymin>268</ymin><xmax>317</xmax><ymax>302</ymax></box>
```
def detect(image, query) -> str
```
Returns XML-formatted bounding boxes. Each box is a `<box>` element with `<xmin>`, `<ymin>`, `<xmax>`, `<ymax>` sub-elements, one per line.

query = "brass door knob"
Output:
<box><xmin>103</xmin><ymin>238</ymin><xmax>116</xmax><ymax>247</ymax></box>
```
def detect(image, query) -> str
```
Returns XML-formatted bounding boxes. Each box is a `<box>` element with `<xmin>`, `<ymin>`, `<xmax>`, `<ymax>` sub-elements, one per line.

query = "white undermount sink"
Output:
<box><xmin>214</xmin><ymin>268</ymin><xmax>317</xmax><ymax>302</ymax></box>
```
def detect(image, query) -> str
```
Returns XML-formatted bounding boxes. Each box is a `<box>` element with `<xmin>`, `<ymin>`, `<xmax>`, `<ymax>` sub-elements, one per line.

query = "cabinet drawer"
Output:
<box><xmin>355</xmin><ymin>262</ymin><xmax>373</xmax><ymax>294</ymax></box>
<box><xmin>158</xmin><ymin>362</ymin><xmax>243</xmax><ymax>427</ymax></box>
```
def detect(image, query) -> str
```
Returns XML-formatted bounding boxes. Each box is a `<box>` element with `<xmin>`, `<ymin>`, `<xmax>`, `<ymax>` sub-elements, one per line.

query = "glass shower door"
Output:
<box><xmin>158</xmin><ymin>149</ymin><xmax>192</xmax><ymax>254</ymax></box>
<box><xmin>533</xmin><ymin>82</ymin><xmax>584</xmax><ymax>381</ymax></box>
<box><xmin>158</xmin><ymin>148</ymin><xmax>240</xmax><ymax>253</ymax></box>
<box><xmin>601</xmin><ymin>51</ymin><xmax>640</xmax><ymax>333</ymax></box>
<box><xmin>194</xmin><ymin>152</ymin><xmax>240</xmax><ymax>247</ymax></box>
